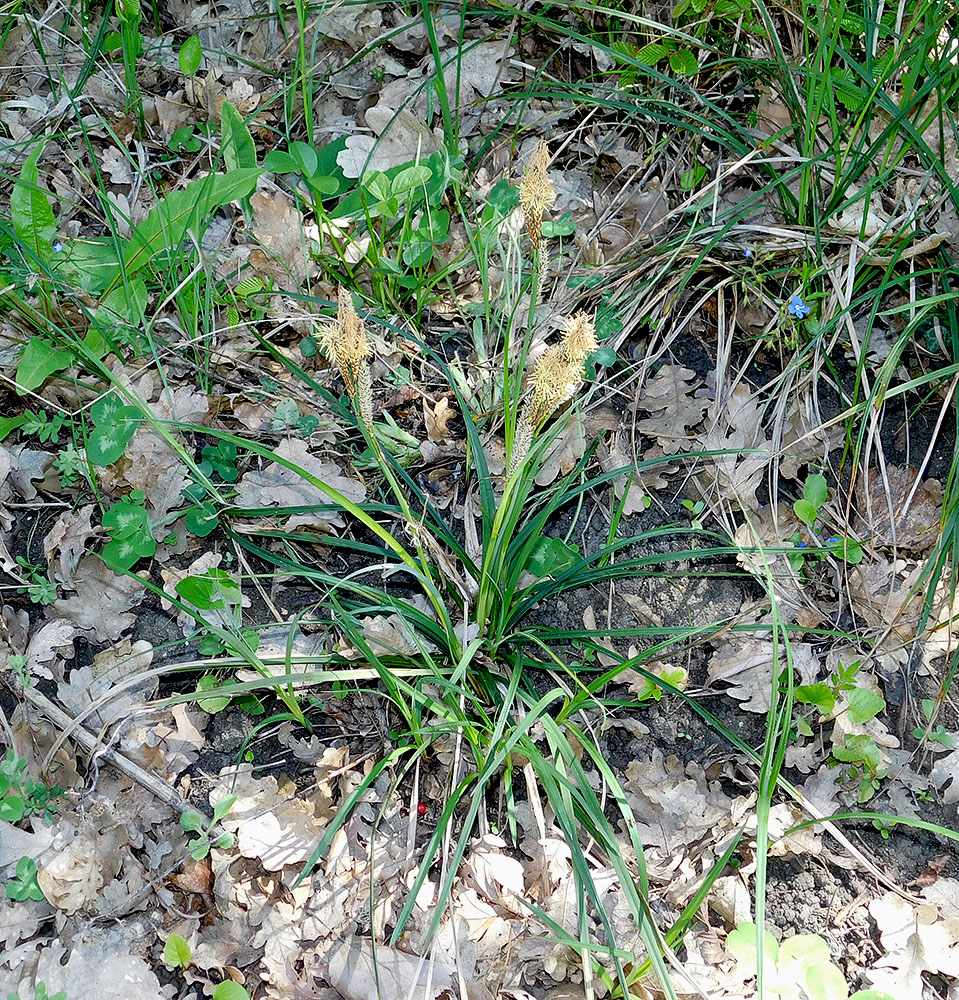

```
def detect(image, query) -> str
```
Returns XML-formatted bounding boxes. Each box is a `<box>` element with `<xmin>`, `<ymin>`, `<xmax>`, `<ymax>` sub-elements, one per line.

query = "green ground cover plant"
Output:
<box><xmin>1</xmin><ymin>0</ymin><xmax>959</xmax><ymax>997</ymax></box>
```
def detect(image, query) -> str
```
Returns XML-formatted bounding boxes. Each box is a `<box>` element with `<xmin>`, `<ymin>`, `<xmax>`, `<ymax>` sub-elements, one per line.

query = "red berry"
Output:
<box><xmin>417</xmin><ymin>802</ymin><xmax>427</xmax><ymax>816</ymax></box>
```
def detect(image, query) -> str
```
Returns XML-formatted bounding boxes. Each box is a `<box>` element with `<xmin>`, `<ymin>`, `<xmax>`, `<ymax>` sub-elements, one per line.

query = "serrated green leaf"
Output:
<box><xmin>179</xmin><ymin>34</ymin><xmax>202</xmax><ymax>76</ymax></box>
<box><xmin>12</xmin><ymin>142</ymin><xmax>56</xmax><ymax>260</ymax></box>
<box><xmin>163</xmin><ymin>932</ymin><xmax>193</xmax><ymax>967</ymax></box>
<box><xmin>86</xmin><ymin>404</ymin><xmax>141</xmax><ymax>466</ymax></box>
<box><xmin>668</xmin><ymin>48</ymin><xmax>699</xmax><ymax>75</ymax></box>
<box><xmin>101</xmin><ymin>532</ymin><xmax>155</xmax><ymax>571</ymax></box>
<box><xmin>15</xmin><ymin>338</ymin><xmax>73</xmax><ymax>393</ymax></box>
<box><xmin>634</xmin><ymin>41</ymin><xmax>668</xmax><ymax>66</ymax></box>
<box><xmin>794</xmin><ymin>683</ymin><xmax>836</xmax><ymax>715</ymax></box>
<box><xmin>221</xmin><ymin>101</ymin><xmax>257</xmax><ymax>172</ymax></box>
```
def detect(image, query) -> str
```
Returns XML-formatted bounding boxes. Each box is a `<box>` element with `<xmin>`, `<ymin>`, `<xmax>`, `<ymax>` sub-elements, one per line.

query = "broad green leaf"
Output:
<box><xmin>11</xmin><ymin>142</ymin><xmax>56</xmax><ymax>259</ymax></box>
<box><xmin>526</xmin><ymin>536</ymin><xmax>580</xmax><ymax>578</ymax></box>
<box><xmin>0</xmin><ymin>415</ymin><xmax>27</xmax><ymax>441</ymax></box>
<box><xmin>391</xmin><ymin>164</ymin><xmax>432</xmax><ymax>197</ymax></box>
<box><xmin>793</xmin><ymin>499</ymin><xmax>818</xmax><ymax>526</ymax></box>
<box><xmin>668</xmin><ymin>49</ymin><xmax>699</xmax><ymax>75</ymax></box>
<box><xmin>263</xmin><ymin>150</ymin><xmax>299</xmax><ymax>173</ymax></box>
<box><xmin>15</xmin><ymin>338</ymin><xmax>73</xmax><ymax>393</ymax></box>
<box><xmin>361</xmin><ymin>170</ymin><xmax>392</xmax><ymax>205</ymax></box>
<box><xmin>176</xmin><ymin>569</ymin><xmax>242</xmax><ymax>610</ymax></box>
<box><xmin>163</xmin><ymin>932</ymin><xmax>193</xmax><ymax>967</ymax></box>
<box><xmin>179</xmin><ymin>34</ymin><xmax>202</xmax><ymax>76</ymax></box>
<box><xmin>196</xmin><ymin>675</ymin><xmax>230</xmax><ymax>714</ymax></box>
<box><xmin>846</xmin><ymin>686</ymin><xmax>885</xmax><ymax>724</ymax></box>
<box><xmin>0</xmin><ymin>797</ymin><xmax>24</xmax><ymax>822</ymax></box>
<box><xmin>290</xmin><ymin>141</ymin><xmax>318</xmax><ymax>177</ymax></box>
<box><xmin>803</xmin><ymin>473</ymin><xmax>828</xmax><ymax>510</ymax></box>
<box><xmin>120</xmin><ymin>168</ymin><xmax>261</xmax><ymax>276</ymax></box>
<box><xmin>212</xmin><ymin>793</ymin><xmax>236</xmax><ymax>823</ymax></box>
<box><xmin>211</xmin><ymin>981</ymin><xmax>249</xmax><ymax>1000</ymax></box>
<box><xmin>794</xmin><ymin>683</ymin><xmax>836</xmax><ymax>715</ymax></box>
<box><xmin>839</xmin><ymin>538</ymin><xmax>863</xmax><ymax>564</ymax></box>
<box><xmin>185</xmin><ymin>501</ymin><xmax>219</xmax><ymax>537</ymax></box>
<box><xmin>180</xmin><ymin>810</ymin><xmax>204</xmax><ymax>833</ymax></box>
<box><xmin>221</xmin><ymin>101</ymin><xmax>257</xmax><ymax>172</ymax></box>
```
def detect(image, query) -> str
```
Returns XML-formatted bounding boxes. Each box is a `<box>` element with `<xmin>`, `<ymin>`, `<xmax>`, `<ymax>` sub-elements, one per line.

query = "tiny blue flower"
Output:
<box><xmin>52</xmin><ymin>241</ymin><xmax>64</xmax><ymax>253</ymax></box>
<box><xmin>797</xmin><ymin>540</ymin><xmax>807</xmax><ymax>548</ymax></box>
<box><xmin>743</xmin><ymin>248</ymin><xmax>753</xmax><ymax>258</ymax></box>
<box><xmin>826</xmin><ymin>536</ymin><xmax>839</xmax><ymax>545</ymax></box>
<box><xmin>788</xmin><ymin>294</ymin><xmax>810</xmax><ymax>319</ymax></box>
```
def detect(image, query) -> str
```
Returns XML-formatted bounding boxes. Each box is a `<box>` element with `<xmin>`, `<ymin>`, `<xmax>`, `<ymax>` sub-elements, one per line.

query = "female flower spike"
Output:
<box><xmin>519</xmin><ymin>141</ymin><xmax>556</xmax><ymax>250</ymax></box>
<box><xmin>317</xmin><ymin>288</ymin><xmax>374</xmax><ymax>430</ymax></box>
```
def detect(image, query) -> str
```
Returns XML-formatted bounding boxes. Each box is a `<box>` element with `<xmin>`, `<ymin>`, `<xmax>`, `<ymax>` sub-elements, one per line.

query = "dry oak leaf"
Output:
<box><xmin>424</xmin><ymin>396</ymin><xmax>456</xmax><ymax>440</ymax></box>
<box><xmin>707</xmin><ymin>638</ymin><xmax>819</xmax><ymax>714</ymax></box>
<box><xmin>212</xmin><ymin>763</ymin><xmax>322</xmax><ymax>871</ymax></box>
<box><xmin>43</xmin><ymin>504</ymin><xmax>97</xmax><ymax>587</ymax></box>
<box><xmin>634</xmin><ymin>365</ymin><xmax>711</xmax><ymax>454</ymax></box>
<box><xmin>35</xmin><ymin>923</ymin><xmax>167</xmax><ymax>1000</ymax></box>
<box><xmin>37</xmin><ymin>814</ymin><xmax>129</xmax><ymax>915</ymax></box>
<box><xmin>51</xmin><ymin>554</ymin><xmax>145</xmax><ymax>641</ymax></box>
<box><xmin>338</xmin><ymin>105</ymin><xmax>443</xmax><ymax>178</ymax></box>
<box><xmin>865</xmin><ymin>891</ymin><xmax>959</xmax><ymax>996</ymax></box>
<box><xmin>249</xmin><ymin>189</ymin><xmax>312</xmax><ymax>291</ymax></box>
<box><xmin>234</xmin><ymin>438</ymin><xmax>365</xmax><ymax>526</ymax></box>
<box><xmin>56</xmin><ymin>639</ymin><xmax>155</xmax><ymax>729</ymax></box>
<box><xmin>324</xmin><ymin>937</ymin><xmax>457</xmax><ymax>1000</ymax></box>
<box><xmin>860</xmin><ymin>464</ymin><xmax>943</xmax><ymax>552</ymax></box>
<box><xmin>622</xmin><ymin>748</ymin><xmax>749</xmax><ymax>851</ymax></box>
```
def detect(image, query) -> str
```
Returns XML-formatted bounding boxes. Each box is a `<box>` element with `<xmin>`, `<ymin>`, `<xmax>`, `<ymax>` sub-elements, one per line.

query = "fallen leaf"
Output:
<box><xmin>324</xmin><ymin>937</ymin><xmax>456</xmax><ymax>1000</ymax></box>
<box><xmin>234</xmin><ymin>438</ymin><xmax>366</xmax><ymax>527</ymax></box>
<box><xmin>866</xmin><ymin>891</ymin><xmax>959</xmax><ymax>995</ymax></box>
<box><xmin>52</xmin><ymin>554</ymin><xmax>145</xmax><ymax>642</ymax></box>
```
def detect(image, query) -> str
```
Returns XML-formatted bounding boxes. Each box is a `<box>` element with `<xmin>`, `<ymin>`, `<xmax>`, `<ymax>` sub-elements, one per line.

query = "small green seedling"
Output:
<box><xmin>163</xmin><ymin>932</ymin><xmax>193</xmax><ymax>968</ymax></box>
<box><xmin>0</xmin><ymin>750</ymin><xmax>63</xmax><ymax>824</ymax></box>
<box><xmin>790</xmin><ymin>473</ymin><xmax>863</xmax><ymax>568</ymax></box>
<box><xmin>831</xmin><ymin>733</ymin><xmax>887</xmax><ymax>802</ymax></box>
<box><xmin>15</xmin><ymin>557</ymin><xmax>57</xmax><ymax>606</ymax></box>
<box><xmin>794</xmin><ymin>659</ymin><xmax>884</xmax><ymax>739</ymax></box>
<box><xmin>7</xmin><ymin>981</ymin><xmax>67</xmax><ymax>1000</ymax></box>
<box><xmin>727</xmin><ymin>922</ymin><xmax>893</xmax><ymax>1000</ymax></box>
<box><xmin>914</xmin><ymin>699</ymin><xmax>955</xmax><ymax>749</ymax></box>
<box><xmin>681</xmin><ymin>498</ymin><xmax>705</xmax><ymax>528</ymax></box>
<box><xmin>6</xmin><ymin>857</ymin><xmax>44</xmax><ymax>902</ymax></box>
<box><xmin>180</xmin><ymin>794</ymin><xmax>236</xmax><ymax>860</ymax></box>
<box><xmin>163</xmin><ymin>934</ymin><xmax>248</xmax><ymax>998</ymax></box>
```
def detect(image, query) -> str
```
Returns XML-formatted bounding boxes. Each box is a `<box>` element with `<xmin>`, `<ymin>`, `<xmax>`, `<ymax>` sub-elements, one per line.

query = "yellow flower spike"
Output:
<box><xmin>519</xmin><ymin>140</ymin><xmax>556</xmax><ymax>250</ymax></box>
<box><xmin>335</xmin><ymin>287</ymin><xmax>372</xmax><ymax>399</ymax></box>
<box><xmin>560</xmin><ymin>312</ymin><xmax>598</xmax><ymax>365</ymax></box>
